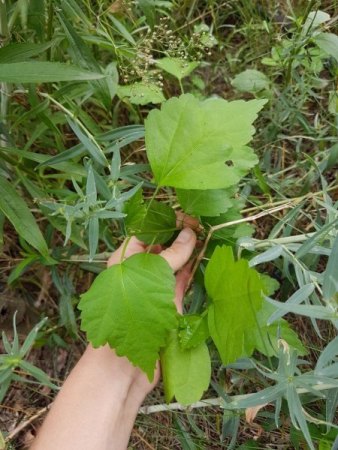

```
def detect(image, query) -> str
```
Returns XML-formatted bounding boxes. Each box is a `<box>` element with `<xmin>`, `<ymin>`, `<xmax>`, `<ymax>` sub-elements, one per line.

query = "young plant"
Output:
<box><xmin>78</xmin><ymin>93</ymin><xmax>306</xmax><ymax>404</ymax></box>
<box><xmin>0</xmin><ymin>315</ymin><xmax>58</xmax><ymax>403</ymax></box>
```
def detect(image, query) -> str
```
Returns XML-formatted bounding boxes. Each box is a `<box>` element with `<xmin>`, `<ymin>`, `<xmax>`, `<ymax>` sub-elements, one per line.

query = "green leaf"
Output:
<box><xmin>314</xmin><ymin>33</ymin><xmax>338</xmax><ymax>62</ymax></box>
<box><xmin>145</xmin><ymin>94</ymin><xmax>266</xmax><ymax>189</ymax></box>
<box><xmin>8</xmin><ymin>255</ymin><xmax>40</xmax><ymax>285</ymax></box>
<box><xmin>79</xmin><ymin>253</ymin><xmax>177</xmax><ymax>379</ymax></box>
<box><xmin>323</xmin><ymin>234</ymin><xmax>338</xmax><ymax>301</ymax></box>
<box><xmin>178</xmin><ymin>314</ymin><xmax>209</xmax><ymax>350</ymax></box>
<box><xmin>203</xmin><ymin>206</ymin><xmax>254</xmax><ymax>242</ymax></box>
<box><xmin>176</xmin><ymin>188</ymin><xmax>234</xmax><ymax>217</ymax></box>
<box><xmin>0</xmin><ymin>177</ymin><xmax>50</xmax><ymax>259</ymax></box>
<box><xmin>205</xmin><ymin>246</ymin><xmax>263</xmax><ymax>365</ymax></box>
<box><xmin>244</xmin><ymin>302</ymin><xmax>307</xmax><ymax>357</ymax></box>
<box><xmin>0</xmin><ymin>42</ymin><xmax>53</xmax><ymax>63</ymax></box>
<box><xmin>231</xmin><ymin>69</ymin><xmax>270</xmax><ymax>93</ymax></box>
<box><xmin>302</xmin><ymin>10</ymin><xmax>330</xmax><ymax>36</ymax></box>
<box><xmin>156</xmin><ymin>57</ymin><xmax>199</xmax><ymax>81</ymax></box>
<box><xmin>118</xmin><ymin>82</ymin><xmax>165</xmax><ymax>105</ymax></box>
<box><xmin>67</xmin><ymin>118</ymin><xmax>108</xmax><ymax>167</ymax></box>
<box><xmin>161</xmin><ymin>330</ymin><xmax>211</xmax><ymax>405</ymax></box>
<box><xmin>57</xmin><ymin>10</ymin><xmax>113</xmax><ymax>109</ymax></box>
<box><xmin>124</xmin><ymin>190</ymin><xmax>176</xmax><ymax>244</ymax></box>
<box><xmin>260</xmin><ymin>274</ymin><xmax>280</xmax><ymax>296</ymax></box>
<box><xmin>109</xmin><ymin>14</ymin><xmax>136</xmax><ymax>45</ymax></box>
<box><xmin>0</xmin><ymin>62</ymin><xmax>105</xmax><ymax>83</ymax></box>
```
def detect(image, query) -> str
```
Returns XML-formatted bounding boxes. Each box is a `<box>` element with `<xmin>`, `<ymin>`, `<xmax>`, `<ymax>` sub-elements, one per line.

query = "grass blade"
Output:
<box><xmin>0</xmin><ymin>177</ymin><xmax>50</xmax><ymax>259</ymax></box>
<box><xmin>0</xmin><ymin>62</ymin><xmax>105</xmax><ymax>83</ymax></box>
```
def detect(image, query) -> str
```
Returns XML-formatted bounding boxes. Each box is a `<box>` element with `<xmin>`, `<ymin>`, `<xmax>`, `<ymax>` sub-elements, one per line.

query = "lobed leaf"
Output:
<box><xmin>205</xmin><ymin>246</ymin><xmax>263</xmax><ymax>365</ymax></box>
<box><xmin>79</xmin><ymin>252</ymin><xmax>177</xmax><ymax>379</ymax></box>
<box><xmin>161</xmin><ymin>330</ymin><xmax>211</xmax><ymax>405</ymax></box>
<box><xmin>156</xmin><ymin>57</ymin><xmax>199</xmax><ymax>81</ymax></box>
<box><xmin>145</xmin><ymin>94</ymin><xmax>266</xmax><ymax>189</ymax></box>
<box><xmin>176</xmin><ymin>188</ymin><xmax>234</xmax><ymax>217</ymax></box>
<box><xmin>118</xmin><ymin>82</ymin><xmax>165</xmax><ymax>105</ymax></box>
<box><xmin>178</xmin><ymin>314</ymin><xmax>209</xmax><ymax>350</ymax></box>
<box><xmin>124</xmin><ymin>190</ymin><xmax>176</xmax><ymax>244</ymax></box>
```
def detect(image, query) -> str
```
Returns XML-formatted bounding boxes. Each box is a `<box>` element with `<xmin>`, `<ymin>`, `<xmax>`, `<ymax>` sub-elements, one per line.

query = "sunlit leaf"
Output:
<box><xmin>177</xmin><ymin>188</ymin><xmax>234</xmax><ymax>217</ymax></box>
<box><xmin>156</xmin><ymin>57</ymin><xmax>199</xmax><ymax>81</ymax></box>
<box><xmin>79</xmin><ymin>253</ymin><xmax>177</xmax><ymax>379</ymax></box>
<box><xmin>0</xmin><ymin>62</ymin><xmax>105</xmax><ymax>83</ymax></box>
<box><xmin>161</xmin><ymin>330</ymin><xmax>211</xmax><ymax>404</ymax></box>
<box><xmin>118</xmin><ymin>82</ymin><xmax>165</xmax><ymax>105</ymax></box>
<box><xmin>205</xmin><ymin>246</ymin><xmax>263</xmax><ymax>365</ymax></box>
<box><xmin>145</xmin><ymin>94</ymin><xmax>266</xmax><ymax>189</ymax></box>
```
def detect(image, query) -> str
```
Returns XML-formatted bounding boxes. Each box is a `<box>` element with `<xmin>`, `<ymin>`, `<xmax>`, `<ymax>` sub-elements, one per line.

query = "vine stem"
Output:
<box><xmin>187</xmin><ymin>201</ymin><xmax>295</xmax><ymax>287</ymax></box>
<box><xmin>5</xmin><ymin>381</ymin><xmax>338</xmax><ymax>443</ymax></box>
<box><xmin>0</xmin><ymin>0</ymin><xmax>10</xmax><ymax>148</ymax></box>
<box><xmin>120</xmin><ymin>236</ymin><xmax>132</xmax><ymax>262</ymax></box>
<box><xmin>139</xmin><ymin>381</ymin><xmax>338</xmax><ymax>414</ymax></box>
<box><xmin>241</xmin><ymin>184</ymin><xmax>338</xmax><ymax>214</ymax></box>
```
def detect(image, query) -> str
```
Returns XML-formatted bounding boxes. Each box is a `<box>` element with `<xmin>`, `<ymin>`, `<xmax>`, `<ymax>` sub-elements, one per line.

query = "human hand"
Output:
<box><xmin>32</xmin><ymin>220</ymin><xmax>197</xmax><ymax>450</ymax></box>
<box><xmin>107</xmin><ymin>223</ymin><xmax>197</xmax><ymax>386</ymax></box>
<box><xmin>86</xmin><ymin>219</ymin><xmax>197</xmax><ymax>398</ymax></box>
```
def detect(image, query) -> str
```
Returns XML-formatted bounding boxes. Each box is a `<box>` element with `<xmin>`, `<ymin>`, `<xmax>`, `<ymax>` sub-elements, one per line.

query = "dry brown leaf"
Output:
<box><xmin>245</xmin><ymin>403</ymin><xmax>268</xmax><ymax>425</ymax></box>
<box><xmin>109</xmin><ymin>0</ymin><xmax>124</xmax><ymax>13</ymax></box>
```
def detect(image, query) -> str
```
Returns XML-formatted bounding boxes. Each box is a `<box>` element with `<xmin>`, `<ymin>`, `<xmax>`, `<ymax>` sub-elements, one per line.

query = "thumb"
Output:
<box><xmin>107</xmin><ymin>237</ymin><xmax>146</xmax><ymax>267</ymax></box>
<box><xmin>160</xmin><ymin>228</ymin><xmax>196</xmax><ymax>272</ymax></box>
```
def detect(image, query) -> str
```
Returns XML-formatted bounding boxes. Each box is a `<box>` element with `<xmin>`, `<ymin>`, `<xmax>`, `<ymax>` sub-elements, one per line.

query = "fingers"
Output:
<box><xmin>107</xmin><ymin>237</ymin><xmax>146</xmax><ymax>267</ymax></box>
<box><xmin>160</xmin><ymin>228</ymin><xmax>197</xmax><ymax>272</ymax></box>
<box><xmin>176</xmin><ymin>211</ymin><xmax>200</xmax><ymax>231</ymax></box>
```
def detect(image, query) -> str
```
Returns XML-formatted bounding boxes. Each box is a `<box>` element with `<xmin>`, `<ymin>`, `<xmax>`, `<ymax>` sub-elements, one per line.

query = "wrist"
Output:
<box><xmin>83</xmin><ymin>345</ymin><xmax>151</xmax><ymax>401</ymax></box>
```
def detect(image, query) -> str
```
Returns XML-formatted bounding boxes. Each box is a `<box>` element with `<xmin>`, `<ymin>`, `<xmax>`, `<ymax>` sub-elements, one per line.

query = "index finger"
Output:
<box><xmin>160</xmin><ymin>228</ymin><xmax>197</xmax><ymax>272</ymax></box>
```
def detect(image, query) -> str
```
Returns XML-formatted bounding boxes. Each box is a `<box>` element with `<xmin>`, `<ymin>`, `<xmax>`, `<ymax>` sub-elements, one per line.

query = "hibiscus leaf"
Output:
<box><xmin>161</xmin><ymin>330</ymin><xmax>211</xmax><ymax>405</ymax></box>
<box><xmin>145</xmin><ymin>94</ymin><xmax>266</xmax><ymax>189</ymax></box>
<box><xmin>205</xmin><ymin>246</ymin><xmax>263</xmax><ymax>365</ymax></box>
<box><xmin>79</xmin><ymin>253</ymin><xmax>177</xmax><ymax>380</ymax></box>
<box><xmin>124</xmin><ymin>190</ymin><xmax>176</xmax><ymax>244</ymax></box>
<box><xmin>178</xmin><ymin>314</ymin><xmax>209</xmax><ymax>350</ymax></box>
<box><xmin>176</xmin><ymin>188</ymin><xmax>234</xmax><ymax>217</ymax></box>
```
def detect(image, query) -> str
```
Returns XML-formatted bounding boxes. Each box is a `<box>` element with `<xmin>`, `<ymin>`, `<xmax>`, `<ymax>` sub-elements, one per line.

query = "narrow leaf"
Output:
<box><xmin>0</xmin><ymin>177</ymin><xmax>50</xmax><ymax>258</ymax></box>
<box><xmin>0</xmin><ymin>42</ymin><xmax>53</xmax><ymax>63</ymax></box>
<box><xmin>0</xmin><ymin>62</ymin><xmax>105</xmax><ymax>83</ymax></box>
<box><xmin>323</xmin><ymin>235</ymin><xmax>338</xmax><ymax>301</ymax></box>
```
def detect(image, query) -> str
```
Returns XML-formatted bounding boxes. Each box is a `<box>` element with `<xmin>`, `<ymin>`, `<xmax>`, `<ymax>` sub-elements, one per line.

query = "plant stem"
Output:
<box><xmin>0</xmin><ymin>0</ymin><xmax>10</xmax><ymax>145</ymax></box>
<box><xmin>188</xmin><ymin>202</ymin><xmax>295</xmax><ymax>287</ymax></box>
<box><xmin>179</xmin><ymin>79</ymin><xmax>184</xmax><ymax>94</ymax></box>
<box><xmin>120</xmin><ymin>236</ymin><xmax>132</xmax><ymax>262</ymax></box>
<box><xmin>46</xmin><ymin>0</ymin><xmax>54</xmax><ymax>61</ymax></box>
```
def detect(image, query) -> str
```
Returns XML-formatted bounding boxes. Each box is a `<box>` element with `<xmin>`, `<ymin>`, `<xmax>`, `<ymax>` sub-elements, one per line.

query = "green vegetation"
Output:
<box><xmin>0</xmin><ymin>1</ymin><xmax>337</xmax><ymax>448</ymax></box>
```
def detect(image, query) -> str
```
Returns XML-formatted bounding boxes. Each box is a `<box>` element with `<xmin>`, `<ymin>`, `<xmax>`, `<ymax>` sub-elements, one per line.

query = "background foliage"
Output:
<box><xmin>0</xmin><ymin>0</ymin><xmax>337</xmax><ymax>448</ymax></box>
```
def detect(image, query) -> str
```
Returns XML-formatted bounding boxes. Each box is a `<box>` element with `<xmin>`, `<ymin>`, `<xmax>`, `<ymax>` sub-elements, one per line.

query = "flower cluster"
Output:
<box><xmin>120</xmin><ymin>16</ymin><xmax>216</xmax><ymax>86</ymax></box>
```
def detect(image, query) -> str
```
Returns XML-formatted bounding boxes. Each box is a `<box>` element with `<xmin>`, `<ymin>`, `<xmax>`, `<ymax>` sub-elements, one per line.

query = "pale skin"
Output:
<box><xmin>31</xmin><ymin>226</ymin><xmax>197</xmax><ymax>450</ymax></box>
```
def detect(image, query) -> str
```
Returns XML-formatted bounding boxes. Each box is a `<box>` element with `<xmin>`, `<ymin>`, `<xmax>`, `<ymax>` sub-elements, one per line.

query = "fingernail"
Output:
<box><xmin>176</xmin><ymin>228</ymin><xmax>193</xmax><ymax>243</ymax></box>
